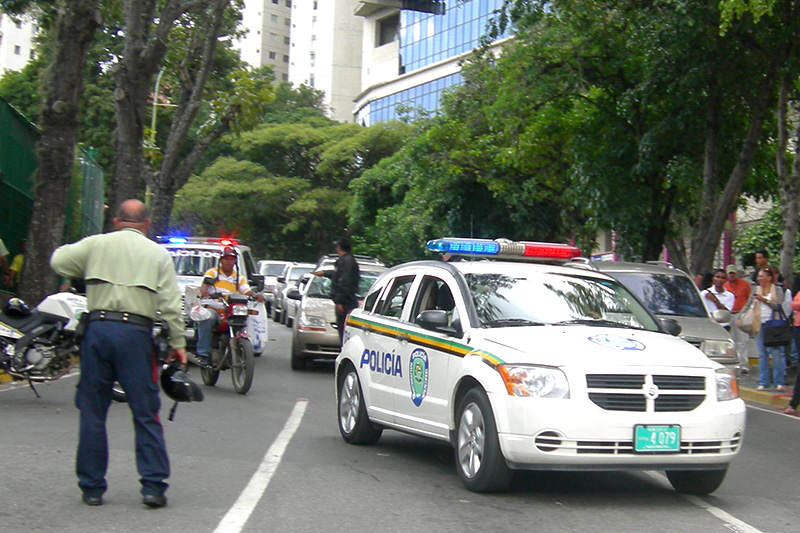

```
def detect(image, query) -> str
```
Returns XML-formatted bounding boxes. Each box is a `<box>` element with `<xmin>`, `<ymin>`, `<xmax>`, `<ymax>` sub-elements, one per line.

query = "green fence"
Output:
<box><xmin>0</xmin><ymin>98</ymin><xmax>38</xmax><ymax>257</ymax></box>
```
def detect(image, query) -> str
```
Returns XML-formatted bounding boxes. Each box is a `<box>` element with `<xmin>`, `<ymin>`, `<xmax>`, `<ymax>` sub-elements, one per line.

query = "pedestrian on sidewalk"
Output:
<box><xmin>751</xmin><ymin>266</ymin><xmax>787</xmax><ymax>392</ymax></box>
<box><xmin>725</xmin><ymin>265</ymin><xmax>752</xmax><ymax>372</ymax></box>
<box><xmin>701</xmin><ymin>269</ymin><xmax>734</xmax><ymax>328</ymax></box>
<box><xmin>784</xmin><ymin>379</ymin><xmax>799</xmax><ymax>416</ymax></box>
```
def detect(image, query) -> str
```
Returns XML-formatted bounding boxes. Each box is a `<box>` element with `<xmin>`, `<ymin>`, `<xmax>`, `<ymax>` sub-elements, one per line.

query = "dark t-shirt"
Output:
<box><xmin>332</xmin><ymin>253</ymin><xmax>360</xmax><ymax>308</ymax></box>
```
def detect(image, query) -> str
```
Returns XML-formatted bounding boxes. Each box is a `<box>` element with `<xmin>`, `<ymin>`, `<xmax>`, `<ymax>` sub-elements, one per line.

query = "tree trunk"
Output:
<box><xmin>778</xmin><ymin>77</ymin><xmax>800</xmax><ymax>289</ymax></box>
<box><xmin>147</xmin><ymin>0</ymin><xmax>232</xmax><ymax>235</ymax></box>
<box><xmin>107</xmin><ymin>0</ymin><xmax>189</xmax><ymax>227</ymax></box>
<box><xmin>18</xmin><ymin>0</ymin><xmax>101</xmax><ymax>305</ymax></box>
<box><xmin>689</xmin><ymin>64</ymin><xmax>777</xmax><ymax>275</ymax></box>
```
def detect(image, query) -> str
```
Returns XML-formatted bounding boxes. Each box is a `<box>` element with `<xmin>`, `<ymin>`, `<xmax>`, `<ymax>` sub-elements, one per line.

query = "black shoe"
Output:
<box><xmin>82</xmin><ymin>493</ymin><xmax>103</xmax><ymax>506</ymax></box>
<box><xmin>142</xmin><ymin>493</ymin><xmax>167</xmax><ymax>508</ymax></box>
<box><xmin>195</xmin><ymin>355</ymin><xmax>210</xmax><ymax>367</ymax></box>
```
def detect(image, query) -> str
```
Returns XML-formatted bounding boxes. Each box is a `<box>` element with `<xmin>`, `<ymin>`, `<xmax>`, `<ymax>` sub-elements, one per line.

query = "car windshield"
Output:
<box><xmin>306</xmin><ymin>272</ymin><xmax>380</xmax><ymax>299</ymax></box>
<box><xmin>288</xmin><ymin>266</ymin><xmax>314</xmax><ymax>281</ymax></box>
<box><xmin>609</xmin><ymin>272</ymin><xmax>707</xmax><ymax>318</ymax></box>
<box><xmin>465</xmin><ymin>272</ymin><xmax>659</xmax><ymax>330</ymax></box>
<box><xmin>167</xmin><ymin>248</ymin><xmax>219</xmax><ymax>276</ymax></box>
<box><xmin>262</xmin><ymin>263</ymin><xmax>287</xmax><ymax>276</ymax></box>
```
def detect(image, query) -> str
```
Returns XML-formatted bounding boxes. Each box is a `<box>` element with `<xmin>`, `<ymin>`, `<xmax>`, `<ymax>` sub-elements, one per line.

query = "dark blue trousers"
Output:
<box><xmin>76</xmin><ymin>320</ymin><xmax>169</xmax><ymax>497</ymax></box>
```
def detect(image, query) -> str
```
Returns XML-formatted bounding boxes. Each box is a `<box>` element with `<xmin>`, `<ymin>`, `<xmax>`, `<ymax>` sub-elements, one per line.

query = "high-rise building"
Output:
<box><xmin>0</xmin><ymin>11</ymin><xmax>37</xmax><ymax>75</ymax></box>
<box><xmin>354</xmin><ymin>0</ymin><xmax>508</xmax><ymax>125</ymax></box>
<box><xmin>289</xmin><ymin>0</ymin><xmax>363</xmax><ymax>123</ymax></box>
<box><xmin>236</xmin><ymin>0</ymin><xmax>293</xmax><ymax>82</ymax></box>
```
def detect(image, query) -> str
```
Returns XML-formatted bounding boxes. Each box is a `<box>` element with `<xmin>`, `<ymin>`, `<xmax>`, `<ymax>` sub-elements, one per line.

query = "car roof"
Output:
<box><xmin>588</xmin><ymin>261</ymin><xmax>690</xmax><ymax>277</ymax></box>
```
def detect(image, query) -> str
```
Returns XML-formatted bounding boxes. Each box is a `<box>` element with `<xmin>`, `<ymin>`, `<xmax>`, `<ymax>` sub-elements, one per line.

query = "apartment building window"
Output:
<box><xmin>309</xmin><ymin>75</ymin><xmax>315</xmax><ymax>87</ymax></box>
<box><xmin>272</xmin><ymin>0</ymin><xmax>278</xmax><ymax>4</ymax></box>
<box><xmin>283</xmin><ymin>36</ymin><xmax>290</xmax><ymax>45</ymax></box>
<box><xmin>313</xmin><ymin>1</ymin><xmax>318</xmax><ymax>9</ymax></box>
<box><xmin>310</xmin><ymin>52</ymin><xmax>315</xmax><ymax>67</ymax></box>
<box><xmin>285</xmin><ymin>1</ymin><xmax>291</xmax><ymax>7</ymax></box>
<box><xmin>271</xmin><ymin>14</ymin><xmax>278</xmax><ymax>23</ymax></box>
<box><xmin>376</xmin><ymin>14</ymin><xmax>400</xmax><ymax>47</ymax></box>
<box><xmin>29</xmin><ymin>49</ymin><xmax>35</xmax><ymax>59</ymax></box>
<box><xmin>269</xmin><ymin>51</ymin><xmax>276</xmax><ymax>59</ymax></box>
<box><xmin>282</xmin><ymin>73</ymin><xmax>289</xmax><ymax>81</ymax></box>
<box><xmin>282</xmin><ymin>54</ymin><xmax>289</xmax><ymax>63</ymax></box>
<box><xmin>270</xmin><ymin>32</ymin><xmax>278</xmax><ymax>40</ymax></box>
<box><xmin>284</xmin><ymin>18</ymin><xmax>290</xmax><ymax>26</ymax></box>
<box><xmin>14</xmin><ymin>45</ymin><xmax>21</xmax><ymax>55</ymax></box>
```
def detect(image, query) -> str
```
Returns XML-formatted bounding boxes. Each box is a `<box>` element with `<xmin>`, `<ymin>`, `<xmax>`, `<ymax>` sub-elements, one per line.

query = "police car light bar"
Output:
<box><xmin>426</xmin><ymin>238</ymin><xmax>581</xmax><ymax>261</ymax></box>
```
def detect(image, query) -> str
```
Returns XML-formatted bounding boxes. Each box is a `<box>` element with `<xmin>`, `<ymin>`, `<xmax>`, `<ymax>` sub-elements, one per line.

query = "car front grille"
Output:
<box><xmin>534</xmin><ymin>432</ymin><xmax>742</xmax><ymax>455</ymax></box>
<box><xmin>586</xmin><ymin>374</ymin><xmax>706</xmax><ymax>412</ymax></box>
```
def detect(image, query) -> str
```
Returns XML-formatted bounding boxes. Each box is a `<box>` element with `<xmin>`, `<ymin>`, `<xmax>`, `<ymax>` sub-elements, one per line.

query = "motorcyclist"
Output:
<box><xmin>195</xmin><ymin>246</ymin><xmax>263</xmax><ymax>365</ymax></box>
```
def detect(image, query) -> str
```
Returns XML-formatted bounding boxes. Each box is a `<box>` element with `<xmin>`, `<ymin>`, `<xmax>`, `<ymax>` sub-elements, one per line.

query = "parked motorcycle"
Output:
<box><xmin>191</xmin><ymin>293</ymin><xmax>256</xmax><ymax>395</ymax></box>
<box><xmin>0</xmin><ymin>292</ymin><xmax>86</xmax><ymax>397</ymax></box>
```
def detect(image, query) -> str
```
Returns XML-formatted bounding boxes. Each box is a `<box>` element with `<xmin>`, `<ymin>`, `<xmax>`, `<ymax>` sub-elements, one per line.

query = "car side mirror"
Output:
<box><xmin>711</xmin><ymin>309</ymin><xmax>731</xmax><ymax>324</ymax></box>
<box><xmin>277</xmin><ymin>276</ymin><xmax>286</xmax><ymax>284</ymax></box>
<box><xmin>287</xmin><ymin>288</ymin><xmax>302</xmax><ymax>300</ymax></box>
<box><xmin>658</xmin><ymin>317</ymin><xmax>682</xmax><ymax>336</ymax></box>
<box><xmin>250</xmin><ymin>274</ymin><xmax>265</xmax><ymax>292</ymax></box>
<box><xmin>416</xmin><ymin>310</ymin><xmax>462</xmax><ymax>337</ymax></box>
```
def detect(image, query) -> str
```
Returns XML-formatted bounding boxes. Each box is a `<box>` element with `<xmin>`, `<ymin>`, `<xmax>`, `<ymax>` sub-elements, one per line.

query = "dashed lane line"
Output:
<box><xmin>644</xmin><ymin>471</ymin><xmax>763</xmax><ymax>533</ymax></box>
<box><xmin>213</xmin><ymin>398</ymin><xmax>308</xmax><ymax>533</ymax></box>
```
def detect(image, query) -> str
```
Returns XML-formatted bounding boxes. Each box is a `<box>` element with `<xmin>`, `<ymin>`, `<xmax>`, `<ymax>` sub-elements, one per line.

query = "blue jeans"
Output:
<box><xmin>77</xmin><ymin>320</ymin><xmax>169</xmax><ymax>497</ymax></box>
<box><xmin>756</xmin><ymin>327</ymin><xmax>787</xmax><ymax>388</ymax></box>
<box><xmin>196</xmin><ymin>313</ymin><xmax>219</xmax><ymax>357</ymax></box>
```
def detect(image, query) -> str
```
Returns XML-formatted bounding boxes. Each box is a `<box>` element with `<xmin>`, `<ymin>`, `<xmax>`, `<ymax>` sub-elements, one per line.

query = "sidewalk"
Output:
<box><xmin>738</xmin><ymin>357</ymin><xmax>797</xmax><ymax>410</ymax></box>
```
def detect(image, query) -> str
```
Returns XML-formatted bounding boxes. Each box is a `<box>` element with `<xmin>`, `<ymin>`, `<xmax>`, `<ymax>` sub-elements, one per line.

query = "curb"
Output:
<box><xmin>739</xmin><ymin>386</ymin><xmax>791</xmax><ymax>410</ymax></box>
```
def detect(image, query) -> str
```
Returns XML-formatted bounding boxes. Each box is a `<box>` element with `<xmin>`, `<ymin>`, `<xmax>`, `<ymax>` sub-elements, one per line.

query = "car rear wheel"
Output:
<box><xmin>337</xmin><ymin>365</ymin><xmax>382</xmax><ymax>444</ymax></box>
<box><xmin>455</xmin><ymin>388</ymin><xmax>513</xmax><ymax>492</ymax></box>
<box><xmin>665</xmin><ymin>467</ymin><xmax>728</xmax><ymax>494</ymax></box>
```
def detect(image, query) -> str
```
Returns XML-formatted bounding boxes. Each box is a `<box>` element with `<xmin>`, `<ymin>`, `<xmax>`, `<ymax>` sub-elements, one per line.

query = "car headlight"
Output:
<box><xmin>298</xmin><ymin>312</ymin><xmax>327</xmax><ymax>330</ymax></box>
<box><xmin>715</xmin><ymin>368</ymin><xmax>739</xmax><ymax>401</ymax></box>
<box><xmin>701</xmin><ymin>339</ymin><xmax>736</xmax><ymax>359</ymax></box>
<box><xmin>231</xmin><ymin>304</ymin><xmax>248</xmax><ymax>316</ymax></box>
<box><xmin>497</xmin><ymin>365</ymin><xmax>570</xmax><ymax>398</ymax></box>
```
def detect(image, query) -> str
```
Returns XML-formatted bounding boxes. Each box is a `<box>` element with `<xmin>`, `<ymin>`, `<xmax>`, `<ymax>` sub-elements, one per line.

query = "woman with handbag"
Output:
<box><xmin>751</xmin><ymin>266</ymin><xmax>788</xmax><ymax>392</ymax></box>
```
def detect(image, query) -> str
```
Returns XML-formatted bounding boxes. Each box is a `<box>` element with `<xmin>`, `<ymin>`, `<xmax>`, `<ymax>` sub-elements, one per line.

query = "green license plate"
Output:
<box><xmin>634</xmin><ymin>425</ymin><xmax>680</xmax><ymax>453</ymax></box>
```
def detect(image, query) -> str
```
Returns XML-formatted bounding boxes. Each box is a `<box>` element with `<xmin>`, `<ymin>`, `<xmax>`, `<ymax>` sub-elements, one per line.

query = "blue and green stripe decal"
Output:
<box><xmin>346</xmin><ymin>315</ymin><xmax>505</xmax><ymax>368</ymax></box>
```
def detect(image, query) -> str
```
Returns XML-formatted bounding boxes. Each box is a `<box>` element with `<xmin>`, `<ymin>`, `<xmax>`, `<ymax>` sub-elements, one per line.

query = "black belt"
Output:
<box><xmin>88</xmin><ymin>310</ymin><xmax>153</xmax><ymax>329</ymax></box>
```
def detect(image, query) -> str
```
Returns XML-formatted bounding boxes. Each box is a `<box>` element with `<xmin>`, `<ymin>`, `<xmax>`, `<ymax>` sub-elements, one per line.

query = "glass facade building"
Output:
<box><xmin>361</xmin><ymin>0</ymin><xmax>508</xmax><ymax>125</ymax></box>
<box><xmin>400</xmin><ymin>0</ymin><xmax>506</xmax><ymax>73</ymax></box>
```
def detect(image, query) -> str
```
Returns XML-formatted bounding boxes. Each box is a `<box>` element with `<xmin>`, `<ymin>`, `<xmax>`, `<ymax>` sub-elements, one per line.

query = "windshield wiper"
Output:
<box><xmin>552</xmin><ymin>319</ymin><xmax>640</xmax><ymax>329</ymax></box>
<box><xmin>484</xmin><ymin>318</ymin><xmax>544</xmax><ymax>327</ymax></box>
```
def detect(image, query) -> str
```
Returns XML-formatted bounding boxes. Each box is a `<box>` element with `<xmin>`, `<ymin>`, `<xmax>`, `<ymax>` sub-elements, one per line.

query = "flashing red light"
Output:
<box><xmin>208</xmin><ymin>237</ymin><xmax>239</xmax><ymax>246</ymax></box>
<box><xmin>520</xmin><ymin>242</ymin><xmax>582</xmax><ymax>260</ymax></box>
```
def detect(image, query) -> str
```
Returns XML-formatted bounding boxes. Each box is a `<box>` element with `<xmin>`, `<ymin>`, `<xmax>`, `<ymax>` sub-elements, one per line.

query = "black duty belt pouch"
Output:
<box><xmin>74</xmin><ymin>312</ymin><xmax>90</xmax><ymax>343</ymax></box>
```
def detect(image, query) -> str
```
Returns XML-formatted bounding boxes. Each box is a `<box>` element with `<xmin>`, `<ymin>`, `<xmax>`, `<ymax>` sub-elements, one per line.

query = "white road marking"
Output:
<box><xmin>213</xmin><ymin>399</ymin><xmax>308</xmax><ymax>533</ymax></box>
<box><xmin>746</xmin><ymin>403</ymin><xmax>799</xmax><ymax>419</ymax></box>
<box><xmin>644</xmin><ymin>472</ymin><xmax>763</xmax><ymax>533</ymax></box>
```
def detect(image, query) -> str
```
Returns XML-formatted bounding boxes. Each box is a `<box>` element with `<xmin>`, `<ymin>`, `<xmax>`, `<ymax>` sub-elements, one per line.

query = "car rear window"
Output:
<box><xmin>609</xmin><ymin>272</ymin><xmax>707</xmax><ymax>318</ymax></box>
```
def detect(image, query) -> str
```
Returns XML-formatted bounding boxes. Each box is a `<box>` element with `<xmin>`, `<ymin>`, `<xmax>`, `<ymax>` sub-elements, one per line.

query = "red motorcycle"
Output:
<box><xmin>195</xmin><ymin>293</ymin><xmax>256</xmax><ymax>394</ymax></box>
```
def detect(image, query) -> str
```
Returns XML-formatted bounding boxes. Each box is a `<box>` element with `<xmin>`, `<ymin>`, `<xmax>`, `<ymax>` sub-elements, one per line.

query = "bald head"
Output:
<box><xmin>113</xmin><ymin>199</ymin><xmax>150</xmax><ymax>232</ymax></box>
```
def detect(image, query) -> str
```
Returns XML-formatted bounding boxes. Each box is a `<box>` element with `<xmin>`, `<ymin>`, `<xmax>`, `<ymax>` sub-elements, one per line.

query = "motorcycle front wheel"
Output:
<box><xmin>230</xmin><ymin>337</ymin><xmax>255</xmax><ymax>394</ymax></box>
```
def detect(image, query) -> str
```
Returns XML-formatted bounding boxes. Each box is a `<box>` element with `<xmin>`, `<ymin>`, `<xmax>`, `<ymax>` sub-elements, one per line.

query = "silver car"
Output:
<box><xmin>289</xmin><ymin>268</ymin><xmax>385</xmax><ymax>370</ymax></box>
<box><xmin>586</xmin><ymin>261</ymin><xmax>739</xmax><ymax>369</ymax></box>
<box><xmin>258</xmin><ymin>260</ymin><xmax>290</xmax><ymax>314</ymax></box>
<box><xmin>273</xmin><ymin>262</ymin><xmax>315</xmax><ymax>324</ymax></box>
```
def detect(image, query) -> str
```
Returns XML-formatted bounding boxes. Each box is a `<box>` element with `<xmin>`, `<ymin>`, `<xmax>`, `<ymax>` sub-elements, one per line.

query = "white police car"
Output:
<box><xmin>335</xmin><ymin>238</ymin><xmax>745</xmax><ymax>493</ymax></box>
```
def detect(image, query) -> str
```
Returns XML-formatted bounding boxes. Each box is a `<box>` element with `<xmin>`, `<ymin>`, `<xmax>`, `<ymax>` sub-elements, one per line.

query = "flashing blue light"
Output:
<box><xmin>426</xmin><ymin>238</ymin><xmax>500</xmax><ymax>255</ymax></box>
<box><xmin>168</xmin><ymin>237</ymin><xmax>188</xmax><ymax>244</ymax></box>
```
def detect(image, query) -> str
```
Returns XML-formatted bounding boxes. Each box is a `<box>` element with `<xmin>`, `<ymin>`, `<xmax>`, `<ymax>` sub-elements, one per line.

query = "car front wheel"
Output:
<box><xmin>337</xmin><ymin>365</ymin><xmax>381</xmax><ymax>444</ymax></box>
<box><xmin>666</xmin><ymin>467</ymin><xmax>728</xmax><ymax>494</ymax></box>
<box><xmin>454</xmin><ymin>387</ymin><xmax>513</xmax><ymax>492</ymax></box>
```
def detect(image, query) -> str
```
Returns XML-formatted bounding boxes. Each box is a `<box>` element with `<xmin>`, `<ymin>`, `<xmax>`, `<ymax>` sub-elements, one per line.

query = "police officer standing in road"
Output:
<box><xmin>50</xmin><ymin>199</ymin><xmax>186</xmax><ymax>509</ymax></box>
<box><xmin>314</xmin><ymin>237</ymin><xmax>360</xmax><ymax>345</ymax></box>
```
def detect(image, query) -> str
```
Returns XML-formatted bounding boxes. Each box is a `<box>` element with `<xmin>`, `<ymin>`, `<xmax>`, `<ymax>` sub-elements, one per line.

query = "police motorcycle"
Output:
<box><xmin>0</xmin><ymin>293</ymin><xmax>87</xmax><ymax>397</ymax></box>
<box><xmin>190</xmin><ymin>291</ymin><xmax>257</xmax><ymax>394</ymax></box>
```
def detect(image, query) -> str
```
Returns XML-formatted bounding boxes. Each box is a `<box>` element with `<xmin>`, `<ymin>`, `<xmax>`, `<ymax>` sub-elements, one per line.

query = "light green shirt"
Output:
<box><xmin>50</xmin><ymin>228</ymin><xmax>185</xmax><ymax>349</ymax></box>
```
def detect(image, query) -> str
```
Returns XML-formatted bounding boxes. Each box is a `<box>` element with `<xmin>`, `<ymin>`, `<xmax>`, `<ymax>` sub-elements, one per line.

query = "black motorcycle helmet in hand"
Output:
<box><xmin>161</xmin><ymin>363</ymin><xmax>204</xmax><ymax>403</ymax></box>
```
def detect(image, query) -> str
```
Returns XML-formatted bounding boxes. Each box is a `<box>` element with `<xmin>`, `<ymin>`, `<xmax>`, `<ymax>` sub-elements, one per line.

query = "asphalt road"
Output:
<box><xmin>1</xmin><ymin>321</ymin><xmax>799</xmax><ymax>533</ymax></box>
